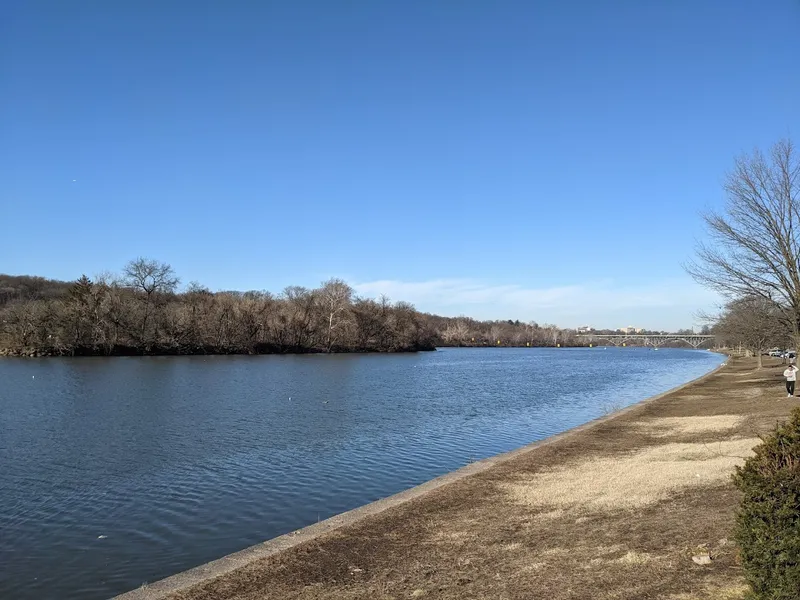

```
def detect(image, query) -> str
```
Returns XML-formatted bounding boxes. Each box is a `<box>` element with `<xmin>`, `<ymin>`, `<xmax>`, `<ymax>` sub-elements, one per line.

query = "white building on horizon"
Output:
<box><xmin>618</xmin><ymin>326</ymin><xmax>644</xmax><ymax>334</ymax></box>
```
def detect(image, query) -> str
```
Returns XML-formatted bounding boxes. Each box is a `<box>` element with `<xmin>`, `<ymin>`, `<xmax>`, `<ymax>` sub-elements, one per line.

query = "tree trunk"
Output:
<box><xmin>757</xmin><ymin>350</ymin><xmax>763</xmax><ymax>369</ymax></box>
<box><xmin>794</xmin><ymin>317</ymin><xmax>800</xmax><ymax>357</ymax></box>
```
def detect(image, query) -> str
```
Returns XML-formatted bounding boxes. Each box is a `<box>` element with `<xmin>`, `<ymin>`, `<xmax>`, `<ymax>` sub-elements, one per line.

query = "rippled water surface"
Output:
<box><xmin>0</xmin><ymin>347</ymin><xmax>723</xmax><ymax>599</ymax></box>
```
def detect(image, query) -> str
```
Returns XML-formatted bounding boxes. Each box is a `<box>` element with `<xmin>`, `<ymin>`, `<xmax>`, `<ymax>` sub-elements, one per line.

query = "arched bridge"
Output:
<box><xmin>577</xmin><ymin>334</ymin><xmax>715</xmax><ymax>349</ymax></box>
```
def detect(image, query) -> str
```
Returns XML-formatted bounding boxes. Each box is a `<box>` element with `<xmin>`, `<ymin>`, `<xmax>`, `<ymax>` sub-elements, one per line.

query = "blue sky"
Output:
<box><xmin>2</xmin><ymin>1</ymin><xmax>799</xmax><ymax>330</ymax></box>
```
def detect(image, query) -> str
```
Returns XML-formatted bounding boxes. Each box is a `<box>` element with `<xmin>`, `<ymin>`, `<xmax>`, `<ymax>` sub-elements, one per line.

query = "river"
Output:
<box><xmin>0</xmin><ymin>347</ymin><xmax>723</xmax><ymax>599</ymax></box>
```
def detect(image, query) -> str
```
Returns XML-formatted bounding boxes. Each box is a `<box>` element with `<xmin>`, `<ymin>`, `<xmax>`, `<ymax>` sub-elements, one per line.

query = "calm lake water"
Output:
<box><xmin>0</xmin><ymin>347</ymin><xmax>723</xmax><ymax>599</ymax></box>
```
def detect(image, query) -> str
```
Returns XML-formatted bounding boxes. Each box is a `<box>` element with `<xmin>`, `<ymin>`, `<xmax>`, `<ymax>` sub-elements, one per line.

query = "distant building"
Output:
<box><xmin>577</xmin><ymin>326</ymin><xmax>594</xmax><ymax>334</ymax></box>
<box><xmin>618</xmin><ymin>326</ymin><xmax>644</xmax><ymax>334</ymax></box>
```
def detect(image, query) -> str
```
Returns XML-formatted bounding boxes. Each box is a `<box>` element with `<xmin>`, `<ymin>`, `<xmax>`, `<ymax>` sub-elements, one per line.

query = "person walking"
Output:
<box><xmin>784</xmin><ymin>364</ymin><xmax>798</xmax><ymax>397</ymax></box>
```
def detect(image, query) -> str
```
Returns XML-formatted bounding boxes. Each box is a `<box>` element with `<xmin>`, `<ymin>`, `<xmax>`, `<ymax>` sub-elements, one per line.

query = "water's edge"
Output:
<box><xmin>113</xmin><ymin>358</ymin><xmax>727</xmax><ymax>600</ymax></box>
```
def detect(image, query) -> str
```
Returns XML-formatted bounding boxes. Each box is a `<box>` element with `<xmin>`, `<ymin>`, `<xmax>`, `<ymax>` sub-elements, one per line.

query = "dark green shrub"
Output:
<box><xmin>733</xmin><ymin>407</ymin><xmax>800</xmax><ymax>599</ymax></box>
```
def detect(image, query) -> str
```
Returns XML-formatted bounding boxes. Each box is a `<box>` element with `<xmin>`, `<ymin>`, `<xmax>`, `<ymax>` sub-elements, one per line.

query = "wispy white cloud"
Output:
<box><xmin>352</xmin><ymin>278</ymin><xmax>720</xmax><ymax>330</ymax></box>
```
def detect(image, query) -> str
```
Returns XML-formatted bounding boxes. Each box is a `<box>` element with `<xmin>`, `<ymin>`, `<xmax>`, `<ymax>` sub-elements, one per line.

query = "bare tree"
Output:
<box><xmin>351</xmin><ymin>298</ymin><xmax>385</xmax><ymax>349</ymax></box>
<box><xmin>441</xmin><ymin>318</ymin><xmax>470</xmax><ymax>346</ymax></box>
<box><xmin>123</xmin><ymin>258</ymin><xmax>180</xmax><ymax>346</ymax></box>
<box><xmin>388</xmin><ymin>301</ymin><xmax>421</xmax><ymax>350</ymax></box>
<box><xmin>319</xmin><ymin>278</ymin><xmax>353</xmax><ymax>351</ymax></box>
<box><xmin>542</xmin><ymin>323</ymin><xmax>560</xmax><ymax>346</ymax></box>
<box><xmin>686</xmin><ymin>139</ymin><xmax>800</xmax><ymax>344</ymax></box>
<box><xmin>1</xmin><ymin>300</ymin><xmax>39</xmax><ymax>347</ymax></box>
<box><xmin>715</xmin><ymin>296</ymin><xmax>787</xmax><ymax>368</ymax></box>
<box><xmin>282</xmin><ymin>286</ymin><xmax>317</xmax><ymax>350</ymax></box>
<box><xmin>123</xmin><ymin>258</ymin><xmax>180</xmax><ymax>297</ymax></box>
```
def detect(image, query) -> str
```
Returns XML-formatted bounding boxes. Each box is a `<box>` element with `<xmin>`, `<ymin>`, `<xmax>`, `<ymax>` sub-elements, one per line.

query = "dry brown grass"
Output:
<box><xmin>674</xmin><ymin>394</ymin><xmax>710</xmax><ymax>401</ymax></box>
<box><xmin>531</xmin><ymin>508</ymin><xmax>566</xmax><ymax>521</ymax></box>
<box><xmin>503</xmin><ymin>437</ymin><xmax>758</xmax><ymax>510</ymax></box>
<box><xmin>633</xmin><ymin>415</ymin><xmax>745</xmax><ymax>437</ymax></box>
<box><xmin>615</xmin><ymin>550</ymin><xmax>656</xmax><ymax>565</ymax></box>
<box><xmin>734</xmin><ymin>386</ymin><xmax>766</xmax><ymax>397</ymax></box>
<box><xmin>588</xmin><ymin>549</ymin><xmax>658</xmax><ymax>566</ymax></box>
<box><xmin>669</xmin><ymin>581</ymin><xmax>750</xmax><ymax>599</ymax></box>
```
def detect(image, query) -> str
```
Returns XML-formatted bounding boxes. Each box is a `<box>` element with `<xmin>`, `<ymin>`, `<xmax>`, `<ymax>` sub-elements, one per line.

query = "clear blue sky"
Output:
<box><xmin>3</xmin><ymin>1</ymin><xmax>799</xmax><ymax>329</ymax></box>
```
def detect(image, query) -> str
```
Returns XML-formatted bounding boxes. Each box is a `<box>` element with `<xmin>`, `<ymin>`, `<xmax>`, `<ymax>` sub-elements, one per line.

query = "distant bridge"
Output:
<box><xmin>577</xmin><ymin>334</ymin><xmax>716</xmax><ymax>349</ymax></box>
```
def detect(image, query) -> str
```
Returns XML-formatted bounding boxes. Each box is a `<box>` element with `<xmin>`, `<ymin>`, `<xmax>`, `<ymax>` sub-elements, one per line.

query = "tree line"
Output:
<box><xmin>0</xmin><ymin>261</ymin><xmax>587</xmax><ymax>356</ymax></box>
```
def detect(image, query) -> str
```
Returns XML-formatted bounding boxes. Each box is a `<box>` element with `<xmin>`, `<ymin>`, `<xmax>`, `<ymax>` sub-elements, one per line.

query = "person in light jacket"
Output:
<box><xmin>784</xmin><ymin>364</ymin><xmax>798</xmax><ymax>397</ymax></box>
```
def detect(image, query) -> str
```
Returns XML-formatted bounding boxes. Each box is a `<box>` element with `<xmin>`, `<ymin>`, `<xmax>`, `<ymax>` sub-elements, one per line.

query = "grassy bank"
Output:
<box><xmin>119</xmin><ymin>357</ymin><xmax>796</xmax><ymax>600</ymax></box>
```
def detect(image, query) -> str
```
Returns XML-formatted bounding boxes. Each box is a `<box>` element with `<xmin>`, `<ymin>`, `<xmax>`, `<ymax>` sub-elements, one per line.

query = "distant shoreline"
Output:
<box><xmin>1</xmin><ymin>343</ymin><xmax>712</xmax><ymax>358</ymax></box>
<box><xmin>0</xmin><ymin>343</ymin><xmax>438</xmax><ymax>358</ymax></box>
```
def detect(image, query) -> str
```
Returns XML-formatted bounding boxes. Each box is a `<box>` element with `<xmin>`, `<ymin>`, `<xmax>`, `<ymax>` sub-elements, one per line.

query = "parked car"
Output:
<box><xmin>770</xmin><ymin>349</ymin><xmax>784</xmax><ymax>357</ymax></box>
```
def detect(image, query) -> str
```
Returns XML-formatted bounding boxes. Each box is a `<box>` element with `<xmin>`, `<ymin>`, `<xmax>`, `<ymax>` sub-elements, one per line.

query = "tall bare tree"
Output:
<box><xmin>441</xmin><ymin>318</ymin><xmax>470</xmax><ymax>346</ymax></box>
<box><xmin>282</xmin><ymin>286</ymin><xmax>317</xmax><ymax>350</ymax></box>
<box><xmin>686</xmin><ymin>139</ymin><xmax>800</xmax><ymax>343</ymax></box>
<box><xmin>319</xmin><ymin>278</ymin><xmax>353</xmax><ymax>351</ymax></box>
<box><xmin>123</xmin><ymin>258</ymin><xmax>179</xmax><ymax>346</ymax></box>
<box><xmin>123</xmin><ymin>258</ymin><xmax>180</xmax><ymax>297</ymax></box>
<box><xmin>542</xmin><ymin>323</ymin><xmax>560</xmax><ymax>346</ymax></box>
<box><xmin>715</xmin><ymin>296</ymin><xmax>787</xmax><ymax>368</ymax></box>
<box><xmin>488</xmin><ymin>325</ymin><xmax>503</xmax><ymax>345</ymax></box>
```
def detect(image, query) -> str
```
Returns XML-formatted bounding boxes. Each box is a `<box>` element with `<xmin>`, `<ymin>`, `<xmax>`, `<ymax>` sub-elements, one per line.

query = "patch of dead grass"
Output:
<box><xmin>669</xmin><ymin>581</ymin><xmax>750</xmax><ymax>599</ymax></box>
<box><xmin>426</xmin><ymin>529</ymin><xmax>475</xmax><ymax>544</ymax></box>
<box><xmin>532</xmin><ymin>508</ymin><xmax>566</xmax><ymax>521</ymax></box>
<box><xmin>633</xmin><ymin>415</ymin><xmax>745</xmax><ymax>437</ymax></box>
<box><xmin>733</xmin><ymin>387</ymin><xmax>766</xmax><ymax>397</ymax></box>
<box><xmin>674</xmin><ymin>394</ymin><xmax>709</xmax><ymax>401</ymax></box>
<box><xmin>541</xmin><ymin>547</ymin><xmax>572</xmax><ymax>557</ymax></box>
<box><xmin>615</xmin><ymin>550</ymin><xmax>655</xmax><ymax>565</ymax></box>
<box><xmin>588</xmin><ymin>550</ymin><xmax>656</xmax><ymax>567</ymax></box>
<box><xmin>503</xmin><ymin>438</ymin><xmax>758</xmax><ymax>510</ymax></box>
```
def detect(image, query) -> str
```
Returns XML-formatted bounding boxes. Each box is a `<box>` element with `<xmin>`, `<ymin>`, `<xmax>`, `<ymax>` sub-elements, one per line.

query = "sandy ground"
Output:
<box><xmin>134</xmin><ymin>357</ymin><xmax>799</xmax><ymax>600</ymax></box>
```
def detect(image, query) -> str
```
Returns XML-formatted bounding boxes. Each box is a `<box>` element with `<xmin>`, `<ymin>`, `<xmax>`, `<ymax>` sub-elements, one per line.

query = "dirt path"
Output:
<box><xmin>126</xmin><ymin>357</ymin><xmax>798</xmax><ymax>600</ymax></box>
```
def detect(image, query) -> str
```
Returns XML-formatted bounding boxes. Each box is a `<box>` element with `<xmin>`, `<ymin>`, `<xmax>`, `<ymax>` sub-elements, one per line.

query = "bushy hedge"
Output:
<box><xmin>733</xmin><ymin>408</ymin><xmax>800</xmax><ymax>599</ymax></box>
